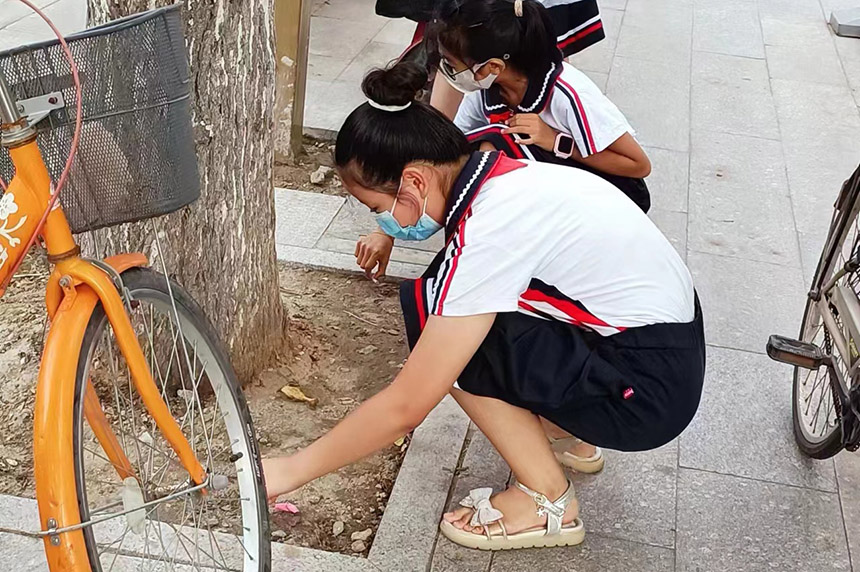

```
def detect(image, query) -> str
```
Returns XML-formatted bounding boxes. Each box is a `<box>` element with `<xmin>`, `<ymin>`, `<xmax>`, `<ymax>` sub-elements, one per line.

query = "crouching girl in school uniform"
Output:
<box><xmin>355</xmin><ymin>0</ymin><xmax>650</xmax><ymax>281</ymax></box>
<box><xmin>263</xmin><ymin>61</ymin><xmax>705</xmax><ymax>552</ymax></box>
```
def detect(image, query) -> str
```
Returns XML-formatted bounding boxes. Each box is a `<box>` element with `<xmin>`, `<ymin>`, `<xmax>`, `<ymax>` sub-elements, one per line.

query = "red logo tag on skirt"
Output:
<box><xmin>622</xmin><ymin>387</ymin><xmax>634</xmax><ymax>400</ymax></box>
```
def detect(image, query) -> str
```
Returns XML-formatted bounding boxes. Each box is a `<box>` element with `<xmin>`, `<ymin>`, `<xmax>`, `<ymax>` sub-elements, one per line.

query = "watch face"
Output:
<box><xmin>557</xmin><ymin>135</ymin><xmax>574</xmax><ymax>155</ymax></box>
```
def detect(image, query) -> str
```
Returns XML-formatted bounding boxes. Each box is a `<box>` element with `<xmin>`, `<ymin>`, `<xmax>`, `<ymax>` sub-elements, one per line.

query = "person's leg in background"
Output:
<box><xmin>444</xmin><ymin>388</ymin><xmax>579</xmax><ymax>535</ymax></box>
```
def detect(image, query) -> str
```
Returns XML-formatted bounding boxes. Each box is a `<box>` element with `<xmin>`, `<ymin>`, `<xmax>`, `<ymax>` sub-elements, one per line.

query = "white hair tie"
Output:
<box><xmin>367</xmin><ymin>99</ymin><xmax>412</xmax><ymax>112</ymax></box>
<box><xmin>514</xmin><ymin>0</ymin><xmax>523</xmax><ymax>17</ymax></box>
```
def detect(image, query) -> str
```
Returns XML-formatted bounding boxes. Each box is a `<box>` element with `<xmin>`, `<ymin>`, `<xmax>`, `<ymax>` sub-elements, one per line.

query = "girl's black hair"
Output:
<box><xmin>334</xmin><ymin>60</ymin><xmax>471</xmax><ymax>191</ymax></box>
<box><xmin>429</xmin><ymin>0</ymin><xmax>560</xmax><ymax>72</ymax></box>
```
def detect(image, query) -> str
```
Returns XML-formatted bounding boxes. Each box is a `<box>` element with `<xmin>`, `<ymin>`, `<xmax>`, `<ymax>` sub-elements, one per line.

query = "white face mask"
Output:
<box><xmin>440</xmin><ymin>59</ymin><xmax>498</xmax><ymax>94</ymax></box>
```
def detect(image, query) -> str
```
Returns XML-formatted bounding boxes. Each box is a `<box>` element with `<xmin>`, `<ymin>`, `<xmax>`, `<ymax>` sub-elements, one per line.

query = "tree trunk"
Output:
<box><xmin>86</xmin><ymin>0</ymin><xmax>288</xmax><ymax>382</ymax></box>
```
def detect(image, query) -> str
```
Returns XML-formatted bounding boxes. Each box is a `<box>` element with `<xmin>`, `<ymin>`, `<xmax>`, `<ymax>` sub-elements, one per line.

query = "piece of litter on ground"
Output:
<box><xmin>393</xmin><ymin>436</ymin><xmax>405</xmax><ymax>447</ymax></box>
<box><xmin>5</xmin><ymin>458</ymin><xmax>18</xmax><ymax>467</ymax></box>
<box><xmin>280</xmin><ymin>385</ymin><xmax>318</xmax><ymax>408</ymax></box>
<box><xmin>273</xmin><ymin>501</ymin><xmax>300</xmax><ymax>514</ymax></box>
<box><xmin>272</xmin><ymin>530</ymin><xmax>287</xmax><ymax>540</ymax></box>
<box><xmin>332</xmin><ymin>520</ymin><xmax>345</xmax><ymax>537</ymax></box>
<box><xmin>357</xmin><ymin>345</ymin><xmax>377</xmax><ymax>355</ymax></box>
<box><xmin>351</xmin><ymin>528</ymin><xmax>373</xmax><ymax>542</ymax></box>
<box><xmin>310</xmin><ymin>165</ymin><xmax>332</xmax><ymax>184</ymax></box>
<box><xmin>351</xmin><ymin>540</ymin><xmax>367</xmax><ymax>553</ymax></box>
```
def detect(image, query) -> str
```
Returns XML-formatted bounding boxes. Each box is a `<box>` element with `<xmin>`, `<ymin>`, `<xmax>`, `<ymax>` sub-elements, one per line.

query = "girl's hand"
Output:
<box><xmin>355</xmin><ymin>230</ymin><xmax>395</xmax><ymax>281</ymax></box>
<box><xmin>503</xmin><ymin>114</ymin><xmax>559</xmax><ymax>152</ymax></box>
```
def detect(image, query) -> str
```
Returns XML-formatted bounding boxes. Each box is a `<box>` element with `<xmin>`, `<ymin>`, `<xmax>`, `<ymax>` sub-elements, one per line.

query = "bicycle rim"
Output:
<box><xmin>73</xmin><ymin>268</ymin><xmax>269</xmax><ymax>571</ymax></box>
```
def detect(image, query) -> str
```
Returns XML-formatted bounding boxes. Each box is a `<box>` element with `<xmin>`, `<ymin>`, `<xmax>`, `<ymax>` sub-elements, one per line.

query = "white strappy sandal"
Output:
<box><xmin>549</xmin><ymin>437</ymin><xmax>605</xmax><ymax>474</ymax></box>
<box><xmin>439</xmin><ymin>479</ymin><xmax>585</xmax><ymax>551</ymax></box>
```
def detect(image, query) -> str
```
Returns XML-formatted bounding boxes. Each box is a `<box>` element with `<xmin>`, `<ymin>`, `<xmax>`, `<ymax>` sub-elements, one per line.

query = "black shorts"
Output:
<box><xmin>401</xmin><ymin>281</ymin><xmax>705</xmax><ymax>452</ymax></box>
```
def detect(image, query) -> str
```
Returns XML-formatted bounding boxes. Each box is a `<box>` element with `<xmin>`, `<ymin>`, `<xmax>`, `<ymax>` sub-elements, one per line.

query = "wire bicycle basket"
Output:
<box><xmin>0</xmin><ymin>5</ymin><xmax>199</xmax><ymax>234</ymax></box>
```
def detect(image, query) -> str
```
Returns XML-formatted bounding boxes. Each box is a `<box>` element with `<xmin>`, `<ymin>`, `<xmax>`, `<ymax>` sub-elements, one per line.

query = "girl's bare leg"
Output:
<box><xmin>539</xmin><ymin>417</ymin><xmax>598</xmax><ymax>458</ymax></box>
<box><xmin>444</xmin><ymin>388</ymin><xmax>579</xmax><ymax>535</ymax></box>
<box><xmin>429</xmin><ymin>72</ymin><xmax>464</xmax><ymax>120</ymax></box>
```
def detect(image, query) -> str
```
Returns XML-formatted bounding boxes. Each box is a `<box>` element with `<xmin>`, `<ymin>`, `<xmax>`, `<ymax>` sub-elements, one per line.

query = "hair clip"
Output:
<box><xmin>514</xmin><ymin>0</ymin><xmax>524</xmax><ymax>17</ymax></box>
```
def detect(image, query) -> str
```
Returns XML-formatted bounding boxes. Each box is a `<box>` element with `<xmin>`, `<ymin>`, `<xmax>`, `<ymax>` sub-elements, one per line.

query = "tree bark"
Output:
<box><xmin>86</xmin><ymin>0</ymin><xmax>288</xmax><ymax>382</ymax></box>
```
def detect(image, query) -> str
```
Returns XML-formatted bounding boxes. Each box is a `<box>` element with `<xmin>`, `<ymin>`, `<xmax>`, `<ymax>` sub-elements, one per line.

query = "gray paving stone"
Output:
<box><xmin>688</xmin><ymin>130</ymin><xmax>800</xmax><ymax>266</ymax></box>
<box><xmin>680</xmin><ymin>346</ymin><xmax>837</xmax><ymax>491</ymax></box>
<box><xmin>338</xmin><ymin>41</ymin><xmax>406</xmax><ymax>85</ymax></box>
<box><xmin>649</xmin><ymin>209</ymin><xmax>688</xmax><ymax>261</ymax></box>
<box><xmin>324</xmin><ymin>201</ymin><xmax>445</xmax><ymax>254</ymax></box>
<box><xmin>315</xmin><ymin>0</ymin><xmax>387</xmax><ymax>26</ymax></box>
<box><xmin>691</xmin><ymin>51</ymin><xmax>780</xmax><ymax>140</ymax></box>
<box><xmin>274</xmin><ymin>188</ymin><xmax>345</xmax><ymax>248</ymax></box>
<box><xmin>0</xmin><ymin>534</ymin><xmax>45</xmax><ymax>571</ymax></box>
<box><xmin>271</xmin><ymin>543</ymin><xmax>381</xmax><ymax>572</ymax></box>
<box><xmin>568</xmin><ymin>8</ymin><xmax>623</xmax><ymax>74</ymax></box>
<box><xmin>575</xmin><ymin>442</ymin><xmax>678</xmax><ymax>548</ymax></box>
<box><xmin>692</xmin><ymin>0</ymin><xmax>765</xmax><ymax>59</ymax></box>
<box><xmin>308</xmin><ymin>54</ymin><xmax>352</xmax><ymax>83</ymax></box>
<box><xmin>761</xmin><ymin>18</ymin><xmax>835</xmax><ymax>47</ymax></box>
<box><xmin>835</xmin><ymin>452</ymin><xmax>860</xmax><ymax>569</ymax></box>
<box><xmin>797</xmin><ymin>228</ymin><xmax>828</xmax><ymax>287</ymax></box>
<box><xmin>0</xmin><ymin>492</ymin><xmax>40</xmax><ymax>531</ymax></box>
<box><xmin>615</xmin><ymin>0</ymin><xmax>692</xmax><ymax>66</ymax></box>
<box><xmin>490</xmin><ymin>534</ymin><xmax>674</xmax><ymax>572</ymax></box>
<box><xmin>309</xmin><ymin>14</ymin><xmax>384</xmax><ymax>61</ymax></box>
<box><xmin>430</xmin><ymin>429</ymin><xmax>509</xmax><ymax>572</ymax></box>
<box><xmin>372</xmin><ymin>17</ymin><xmax>417</xmax><ymax>46</ymax></box>
<box><xmin>757</xmin><ymin>0</ymin><xmax>826</xmax><ymax>24</ymax></box>
<box><xmin>316</xmin><ymin>235</ymin><xmax>437</xmax><ymax>267</ymax></box>
<box><xmin>676</xmin><ymin>468</ymin><xmax>851</xmax><ymax>572</ymax></box>
<box><xmin>645</xmin><ymin>147</ymin><xmax>689</xmax><ymax>213</ymax></box>
<box><xmin>369</xmin><ymin>396</ymin><xmax>470</xmax><ymax>572</ymax></box>
<box><xmin>766</xmin><ymin>43</ymin><xmax>847</xmax><ymax>86</ymax></box>
<box><xmin>687</xmin><ymin>251</ymin><xmax>806</xmax><ymax>353</ymax></box>
<box><xmin>770</xmin><ymin>79</ymin><xmax>860</xmax><ymax>146</ymax></box>
<box><xmin>277</xmin><ymin>243</ymin><xmax>426</xmax><ymax>279</ymax></box>
<box><xmin>304</xmin><ymin>78</ymin><xmax>366</xmax><ymax>133</ymax></box>
<box><xmin>606</xmin><ymin>57</ymin><xmax>691</xmax><ymax>152</ymax></box>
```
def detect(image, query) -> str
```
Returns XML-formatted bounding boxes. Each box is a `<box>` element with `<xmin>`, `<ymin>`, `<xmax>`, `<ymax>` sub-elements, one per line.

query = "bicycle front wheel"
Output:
<box><xmin>72</xmin><ymin>267</ymin><xmax>270</xmax><ymax>571</ymax></box>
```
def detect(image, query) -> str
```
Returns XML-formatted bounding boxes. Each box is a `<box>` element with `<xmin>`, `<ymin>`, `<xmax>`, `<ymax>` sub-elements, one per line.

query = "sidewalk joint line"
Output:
<box><xmin>677</xmin><ymin>464</ymin><xmax>837</xmax><ymax>494</ymax></box>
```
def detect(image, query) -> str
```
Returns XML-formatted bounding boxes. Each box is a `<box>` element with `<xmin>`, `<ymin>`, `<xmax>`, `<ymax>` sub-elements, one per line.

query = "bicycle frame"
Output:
<box><xmin>1</xmin><ymin>72</ymin><xmax>207</xmax><ymax>569</ymax></box>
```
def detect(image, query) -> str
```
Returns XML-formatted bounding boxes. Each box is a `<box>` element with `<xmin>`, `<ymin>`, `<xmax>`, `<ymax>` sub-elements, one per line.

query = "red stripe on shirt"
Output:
<box><xmin>436</xmin><ymin>215</ymin><xmax>469</xmax><ymax>314</ymax></box>
<box><xmin>557</xmin><ymin>77</ymin><xmax>597</xmax><ymax>154</ymax></box>
<box><xmin>521</xmin><ymin>288</ymin><xmax>615</xmax><ymax>330</ymax></box>
<box><xmin>415</xmin><ymin>278</ymin><xmax>427</xmax><ymax>329</ymax></box>
<box><xmin>557</xmin><ymin>21</ymin><xmax>604</xmax><ymax>50</ymax></box>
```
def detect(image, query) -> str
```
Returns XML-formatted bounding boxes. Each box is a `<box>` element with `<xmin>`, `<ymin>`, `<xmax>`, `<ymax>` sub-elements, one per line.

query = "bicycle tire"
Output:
<box><xmin>792</xmin><ymin>168</ymin><xmax>860</xmax><ymax>459</ymax></box>
<box><xmin>792</xmin><ymin>298</ymin><xmax>844</xmax><ymax>459</ymax></box>
<box><xmin>72</xmin><ymin>267</ymin><xmax>271</xmax><ymax>571</ymax></box>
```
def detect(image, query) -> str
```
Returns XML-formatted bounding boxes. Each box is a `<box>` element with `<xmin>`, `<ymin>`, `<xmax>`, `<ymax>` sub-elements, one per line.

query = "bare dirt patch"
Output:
<box><xmin>0</xmin><ymin>252</ymin><xmax>408</xmax><ymax>557</ymax></box>
<box><xmin>274</xmin><ymin>136</ymin><xmax>346</xmax><ymax>196</ymax></box>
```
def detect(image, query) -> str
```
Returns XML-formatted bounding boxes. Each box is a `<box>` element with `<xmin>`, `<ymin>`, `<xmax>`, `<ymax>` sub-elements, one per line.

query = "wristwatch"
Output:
<box><xmin>553</xmin><ymin>133</ymin><xmax>575</xmax><ymax>159</ymax></box>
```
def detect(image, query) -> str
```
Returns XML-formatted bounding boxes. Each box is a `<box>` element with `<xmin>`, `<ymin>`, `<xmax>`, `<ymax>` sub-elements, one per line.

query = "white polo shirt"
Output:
<box><xmin>413</xmin><ymin>152</ymin><xmax>693</xmax><ymax>337</ymax></box>
<box><xmin>454</xmin><ymin>61</ymin><xmax>633</xmax><ymax>159</ymax></box>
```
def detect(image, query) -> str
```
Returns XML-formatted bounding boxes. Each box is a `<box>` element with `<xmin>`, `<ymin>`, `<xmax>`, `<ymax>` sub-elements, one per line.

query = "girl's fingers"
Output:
<box><xmin>517</xmin><ymin>136</ymin><xmax>535</xmax><ymax>145</ymax></box>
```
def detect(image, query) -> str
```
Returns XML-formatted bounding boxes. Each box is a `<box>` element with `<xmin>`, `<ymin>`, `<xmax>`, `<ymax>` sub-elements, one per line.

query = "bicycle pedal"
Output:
<box><xmin>767</xmin><ymin>335</ymin><xmax>827</xmax><ymax>370</ymax></box>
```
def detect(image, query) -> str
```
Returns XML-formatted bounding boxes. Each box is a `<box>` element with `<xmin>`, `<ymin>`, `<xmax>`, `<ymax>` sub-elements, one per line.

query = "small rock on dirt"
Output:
<box><xmin>332</xmin><ymin>521</ymin><xmax>345</xmax><ymax>537</ymax></box>
<box><xmin>357</xmin><ymin>345</ymin><xmax>377</xmax><ymax>355</ymax></box>
<box><xmin>351</xmin><ymin>540</ymin><xmax>367</xmax><ymax>553</ymax></box>
<box><xmin>310</xmin><ymin>165</ymin><xmax>333</xmax><ymax>185</ymax></box>
<box><xmin>272</xmin><ymin>530</ymin><xmax>287</xmax><ymax>540</ymax></box>
<box><xmin>351</xmin><ymin>528</ymin><xmax>373</xmax><ymax>542</ymax></box>
<box><xmin>5</xmin><ymin>458</ymin><xmax>18</xmax><ymax>467</ymax></box>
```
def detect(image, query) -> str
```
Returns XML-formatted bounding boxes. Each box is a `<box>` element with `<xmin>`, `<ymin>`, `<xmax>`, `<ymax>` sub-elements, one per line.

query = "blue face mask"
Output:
<box><xmin>375</xmin><ymin>183</ymin><xmax>443</xmax><ymax>241</ymax></box>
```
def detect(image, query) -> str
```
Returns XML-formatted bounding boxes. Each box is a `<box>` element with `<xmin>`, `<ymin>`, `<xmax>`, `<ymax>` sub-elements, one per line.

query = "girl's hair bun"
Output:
<box><xmin>362</xmin><ymin>60</ymin><xmax>428</xmax><ymax>108</ymax></box>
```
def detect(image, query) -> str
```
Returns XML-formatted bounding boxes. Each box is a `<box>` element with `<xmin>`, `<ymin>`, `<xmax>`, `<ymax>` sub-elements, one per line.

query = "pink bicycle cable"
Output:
<box><xmin>0</xmin><ymin>0</ymin><xmax>83</xmax><ymax>292</ymax></box>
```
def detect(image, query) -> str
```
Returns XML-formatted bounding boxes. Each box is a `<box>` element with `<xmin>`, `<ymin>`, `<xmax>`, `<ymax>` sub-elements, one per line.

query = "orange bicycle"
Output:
<box><xmin>0</xmin><ymin>4</ymin><xmax>270</xmax><ymax>570</ymax></box>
